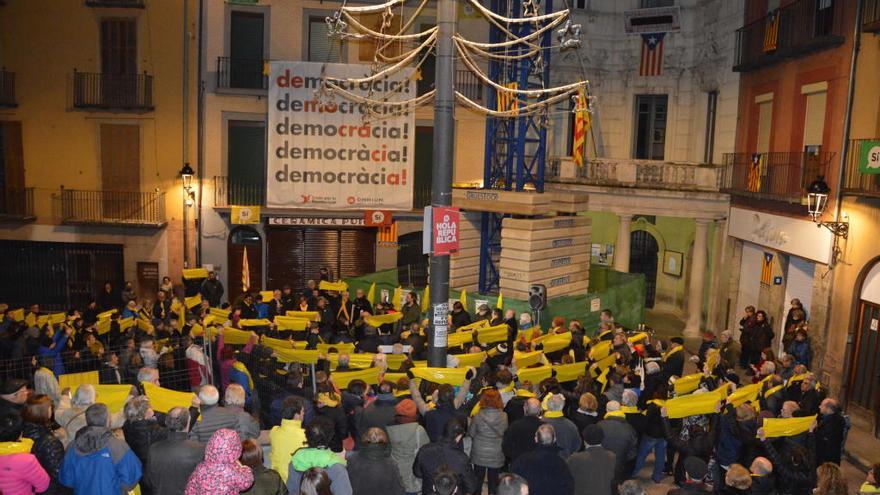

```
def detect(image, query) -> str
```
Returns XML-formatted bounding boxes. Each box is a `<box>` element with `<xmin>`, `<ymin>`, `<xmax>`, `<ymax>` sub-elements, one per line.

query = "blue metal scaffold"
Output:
<box><xmin>479</xmin><ymin>0</ymin><xmax>553</xmax><ymax>294</ymax></box>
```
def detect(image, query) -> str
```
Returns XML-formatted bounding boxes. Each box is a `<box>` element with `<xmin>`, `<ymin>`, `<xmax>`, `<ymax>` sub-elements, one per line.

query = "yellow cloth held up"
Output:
<box><xmin>95</xmin><ymin>385</ymin><xmax>133</xmax><ymax>413</ymax></box>
<box><xmin>319</xmin><ymin>281</ymin><xmax>349</xmax><ymax>292</ymax></box>
<box><xmin>553</xmin><ymin>362</ymin><xmax>587</xmax><ymax>383</ymax></box>
<box><xmin>410</xmin><ymin>367</ymin><xmax>469</xmax><ymax>386</ymax></box>
<box><xmin>459</xmin><ymin>289</ymin><xmax>467</xmax><ymax>311</ymax></box>
<box><xmin>182</xmin><ymin>268</ymin><xmax>209</xmax><ymax>280</ymax></box>
<box><xmin>367</xmin><ymin>283</ymin><xmax>376</xmax><ymax>305</ymax></box>
<box><xmin>392</xmin><ymin>287</ymin><xmax>403</xmax><ymax>311</ymax></box>
<box><xmin>59</xmin><ymin>371</ymin><xmax>100</xmax><ymax>390</ymax></box>
<box><xmin>364</xmin><ymin>312</ymin><xmax>403</xmax><ymax>327</ymax></box>
<box><xmin>286</xmin><ymin>311</ymin><xmax>320</xmax><ymax>322</ymax></box>
<box><xmin>185</xmin><ymin>294</ymin><xmax>202</xmax><ymax>309</ymax></box>
<box><xmin>259</xmin><ymin>291</ymin><xmax>275</xmax><ymax>302</ymax></box>
<box><xmin>673</xmin><ymin>373</ymin><xmax>703</xmax><ymax>396</ymax></box>
<box><xmin>458</xmin><ymin>320</ymin><xmax>490</xmax><ymax>332</ymax></box>
<box><xmin>274</xmin><ymin>316</ymin><xmax>309</xmax><ymax>331</ymax></box>
<box><xmin>331</xmin><ymin>367</ymin><xmax>381</xmax><ymax>388</ymax></box>
<box><xmin>239</xmin><ymin>319</ymin><xmax>271</xmax><ymax>327</ymax></box>
<box><xmin>728</xmin><ymin>382</ymin><xmax>763</xmax><ymax>408</ymax></box>
<box><xmin>209</xmin><ymin>308</ymin><xmax>230</xmax><ymax>320</ymax></box>
<box><xmin>454</xmin><ymin>352</ymin><xmax>488</xmax><ymax>368</ymax></box>
<box><xmin>589</xmin><ymin>340</ymin><xmax>612</xmax><ymax>361</ymax></box>
<box><xmin>628</xmin><ymin>333</ymin><xmax>649</xmax><ymax>344</ymax></box>
<box><xmin>761</xmin><ymin>415</ymin><xmax>817</xmax><ymax>438</ymax></box>
<box><xmin>223</xmin><ymin>327</ymin><xmax>256</xmax><ymax>345</ymax></box>
<box><xmin>517</xmin><ymin>366</ymin><xmax>552</xmax><ymax>385</ymax></box>
<box><xmin>476</xmin><ymin>324</ymin><xmax>509</xmax><ymax>345</ymax></box>
<box><xmin>143</xmin><ymin>382</ymin><xmax>195</xmax><ymax>414</ymax></box>
<box><xmin>665</xmin><ymin>390</ymin><xmax>723</xmax><ymax>419</ymax></box>
<box><xmin>317</xmin><ymin>343</ymin><xmax>356</xmax><ymax>355</ymax></box>
<box><xmin>514</xmin><ymin>351</ymin><xmax>544</xmax><ymax>369</ymax></box>
<box><xmin>9</xmin><ymin>308</ymin><xmax>24</xmax><ymax>322</ymax></box>
<box><xmin>272</xmin><ymin>348</ymin><xmax>319</xmax><ymax>365</ymax></box>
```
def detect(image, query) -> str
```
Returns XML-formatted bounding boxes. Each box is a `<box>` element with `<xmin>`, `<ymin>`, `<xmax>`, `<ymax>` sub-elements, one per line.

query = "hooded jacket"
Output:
<box><xmin>346</xmin><ymin>443</ymin><xmax>405</xmax><ymax>495</ymax></box>
<box><xmin>20</xmin><ymin>421</ymin><xmax>68</xmax><ymax>494</ymax></box>
<box><xmin>286</xmin><ymin>447</ymin><xmax>352</xmax><ymax>495</ymax></box>
<box><xmin>184</xmin><ymin>428</ymin><xmax>253</xmax><ymax>495</ymax></box>
<box><xmin>387</xmin><ymin>421</ymin><xmax>428</xmax><ymax>493</ymax></box>
<box><xmin>59</xmin><ymin>425</ymin><xmax>142</xmax><ymax>495</ymax></box>
<box><xmin>0</xmin><ymin>438</ymin><xmax>51</xmax><ymax>495</ymax></box>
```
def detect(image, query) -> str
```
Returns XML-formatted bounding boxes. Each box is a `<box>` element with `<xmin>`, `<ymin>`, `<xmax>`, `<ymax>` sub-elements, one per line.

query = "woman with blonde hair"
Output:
<box><xmin>816</xmin><ymin>462</ymin><xmax>849</xmax><ymax>495</ymax></box>
<box><xmin>722</xmin><ymin>464</ymin><xmax>752</xmax><ymax>495</ymax></box>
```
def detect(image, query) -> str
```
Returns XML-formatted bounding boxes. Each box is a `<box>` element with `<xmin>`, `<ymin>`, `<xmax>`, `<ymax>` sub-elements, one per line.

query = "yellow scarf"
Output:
<box><xmin>0</xmin><ymin>438</ymin><xmax>33</xmax><ymax>456</ymax></box>
<box><xmin>764</xmin><ymin>384</ymin><xmax>784</xmax><ymax>398</ymax></box>
<box><xmin>499</xmin><ymin>382</ymin><xmax>515</xmax><ymax>394</ymax></box>
<box><xmin>604</xmin><ymin>410</ymin><xmax>626</xmax><ymax>419</ymax></box>
<box><xmin>620</xmin><ymin>406</ymin><xmax>642</xmax><ymax>415</ymax></box>
<box><xmin>543</xmin><ymin>410</ymin><xmax>564</xmax><ymax>418</ymax></box>
<box><xmin>663</xmin><ymin>345</ymin><xmax>683</xmax><ymax>362</ymax></box>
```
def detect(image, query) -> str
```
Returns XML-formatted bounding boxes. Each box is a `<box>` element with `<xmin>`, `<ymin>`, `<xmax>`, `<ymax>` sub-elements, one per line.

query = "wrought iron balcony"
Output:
<box><xmin>217</xmin><ymin>57</ymin><xmax>267</xmax><ymax>90</ymax></box>
<box><xmin>60</xmin><ymin>188</ymin><xmax>165</xmax><ymax>227</ymax></box>
<box><xmin>546</xmin><ymin>157</ymin><xmax>725</xmax><ymax>192</ymax></box>
<box><xmin>721</xmin><ymin>151</ymin><xmax>834</xmax><ymax>203</ymax></box>
<box><xmin>73</xmin><ymin>71</ymin><xmax>154</xmax><ymax>111</ymax></box>
<box><xmin>0</xmin><ymin>187</ymin><xmax>35</xmax><ymax>221</ymax></box>
<box><xmin>214</xmin><ymin>176</ymin><xmax>265</xmax><ymax>207</ymax></box>
<box><xmin>85</xmin><ymin>0</ymin><xmax>144</xmax><ymax>7</ymax></box>
<box><xmin>842</xmin><ymin>139</ymin><xmax>880</xmax><ymax>197</ymax></box>
<box><xmin>733</xmin><ymin>0</ymin><xmax>845</xmax><ymax>72</ymax></box>
<box><xmin>0</xmin><ymin>69</ymin><xmax>15</xmax><ymax>108</ymax></box>
<box><xmin>864</xmin><ymin>0</ymin><xmax>880</xmax><ymax>32</ymax></box>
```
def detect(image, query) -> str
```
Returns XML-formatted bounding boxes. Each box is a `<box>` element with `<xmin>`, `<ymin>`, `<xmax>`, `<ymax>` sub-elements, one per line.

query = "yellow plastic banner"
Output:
<box><xmin>137</xmin><ymin>319</ymin><xmax>154</xmax><ymax>333</ymax></box>
<box><xmin>385</xmin><ymin>354</ymin><xmax>408</xmax><ymax>370</ymax></box>
<box><xmin>259</xmin><ymin>290</ymin><xmax>275</xmax><ymax>302</ymax></box>
<box><xmin>455</xmin><ymin>352</ymin><xmax>487</xmax><ymax>368</ymax></box>
<box><xmin>274</xmin><ymin>316</ymin><xmax>309</xmax><ymax>331</ymax></box>
<box><xmin>589</xmin><ymin>352</ymin><xmax>617</xmax><ymax>377</ymax></box>
<box><xmin>727</xmin><ymin>382</ymin><xmax>763</xmax><ymax>408</ymax></box>
<box><xmin>239</xmin><ymin>319</ymin><xmax>271</xmax><ymax>327</ymax></box>
<box><xmin>94</xmin><ymin>385</ymin><xmax>133</xmax><ymax>413</ymax></box>
<box><xmin>589</xmin><ymin>340</ymin><xmax>612</xmax><ymax>360</ymax></box>
<box><xmin>673</xmin><ymin>373</ymin><xmax>703</xmax><ymax>395</ymax></box>
<box><xmin>457</xmin><ymin>319</ymin><xmax>489</xmax><ymax>332</ymax></box>
<box><xmin>331</xmin><ymin>367</ymin><xmax>381</xmax><ymax>388</ymax></box>
<box><xmin>286</xmin><ymin>311</ymin><xmax>320</xmax><ymax>321</ymax></box>
<box><xmin>182</xmin><ymin>268</ymin><xmax>209</xmax><ymax>280</ymax></box>
<box><xmin>273</xmin><ymin>348</ymin><xmax>319</xmax><ymax>365</ymax></box>
<box><xmin>448</xmin><ymin>330</ymin><xmax>475</xmax><ymax>348</ymax></box>
<box><xmin>261</xmin><ymin>336</ymin><xmax>303</xmax><ymax>352</ymax></box>
<box><xmin>209</xmin><ymin>308</ymin><xmax>230</xmax><ymax>320</ymax></box>
<box><xmin>514</xmin><ymin>351</ymin><xmax>544</xmax><ymax>369</ymax></box>
<box><xmin>25</xmin><ymin>313</ymin><xmax>35</xmax><ymax>328</ymax></box>
<box><xmin>318</xmin><ymin>343</ymin><xmax>356</xmax><ymax>354</ymax></box>
<box><xmin>143</xmin><ymin>382</ymin><xmax>195</xmax><ymax>414</ymax></box>
<box><xmin>97</xmin><ymin>309</ymin><xmax>117</xmax><ymax>320</ymax></box>
<box><xmin>223</xmin><ymin>327</ymin><xmax>256</xmax><ymax>345</ymax></box>
<box><xmin>517</xmin><ymin>366</ymin><xmax>552</xmax><ymax>385</ymax></box>
<box><xmin>553</xmin><ymin>361</ymin><xmax>587</xmax><ymax>383</ymax></box>
<box><xmin>384</xmin><ymin>372</ymin><xmax>407</xmax><ymax>384</ymax></box>
<box><xmin>319</xmin><ymin>280</ymin><xmax>349</xmax><ymax>292</ymax></box>
<box><xmin>761</xmin><ymin>415</ymin><xmax>817</xmax><ymax>438</ymax></box>
<box><xmin>537</xmin><ymin>332</ymin><xmax>572</xmax><ymax>353</ymax></box>
<box><xmin>96</xmin><ymin>319</ymin><xmax>111</xmax><ymax>335</ymax></box>
<box><xmin>628</xmin><ymin>332</ymin><xmax>649</xmax><ymax>344</ymax></box>
<box><xmin>476</xmin><ymin>324</ymin><xmax>510</xmax><ymax>345</ymax></box>
<box><xmin>185</xmin><ymin>294</ymin><xmax>202</xmax><ymax>309</ymax></box>
<box><xmin>410</xmin><ymin>367</ymin><xmax>469</xmax><ymax>386</ymax></box>
<box><xmin>364</xmin><ymin>312</ymin><xmax>403</xmax><ymax>327</ymax></box>
<box><xmin>119</xmin><ymin>318</ymin><xmax>135</xmax><ymax>331</ymax></box>
<box><xmin>59</xmin><ymin>371</ymin><xmax>100</xmax><ymax>390</ymax></box>
<box><xmin>665</xmin><ymin>391</ymin><xmax>724</xmax><ymax>419</ymax></box>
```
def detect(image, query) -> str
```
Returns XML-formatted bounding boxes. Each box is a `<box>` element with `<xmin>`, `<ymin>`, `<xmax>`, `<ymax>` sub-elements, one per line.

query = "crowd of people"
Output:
<box><xmin>0</xmin><ymin>274</ymin><xmax>869</xmax><ymax>495</ymax></box>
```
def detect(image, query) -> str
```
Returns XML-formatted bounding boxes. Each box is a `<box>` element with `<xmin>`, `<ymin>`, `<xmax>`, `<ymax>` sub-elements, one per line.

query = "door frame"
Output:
<box><xmin>629</xmin><ymin>229</ymin><xmax>660</xmax><ymax>308</ymax></box>
<box><xmin>843</xmin><ymin>256</ymin><xmax>880</xmax><ymax>431</ymax></box>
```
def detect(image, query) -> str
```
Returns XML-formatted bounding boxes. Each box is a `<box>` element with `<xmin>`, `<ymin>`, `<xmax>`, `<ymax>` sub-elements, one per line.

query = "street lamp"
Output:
<box><xmin>179</xmin><ymin>163</ymin><xmax>196</xmax><ymax>268</ymax></box>
<box><xmin>805</xmin><ymin>175</ymin><xmax>848</xmax><ymax>238</ymax></box>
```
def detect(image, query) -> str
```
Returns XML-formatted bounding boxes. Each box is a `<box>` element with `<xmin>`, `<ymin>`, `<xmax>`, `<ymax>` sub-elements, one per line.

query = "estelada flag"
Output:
<box><xmin>572</xmin><ymin>88</ymin><xmax>589</xmax><ymax>167</ymax></box>
<box><xmin>761</xmin><ymin>252</ymin><xmax>774</xmax><ymax>285</ymax></box>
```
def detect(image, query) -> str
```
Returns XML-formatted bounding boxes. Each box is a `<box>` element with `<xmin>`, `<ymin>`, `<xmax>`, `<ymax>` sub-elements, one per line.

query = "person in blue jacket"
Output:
<box><xmin>37</xmin><ymin>326</ymin><xmax>71</xmax><ymax>376</ymax></box>
<box><xmin>60</xmin><ymin>403</ymin><xmax>142</xmax><ymax>495</ymax></box>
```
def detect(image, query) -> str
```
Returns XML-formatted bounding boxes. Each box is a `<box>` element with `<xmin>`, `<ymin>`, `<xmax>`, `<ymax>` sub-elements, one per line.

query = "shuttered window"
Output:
<box><xmin>267</xmin><ymin>228</ymin><xmax>376</xmax><ymax>292</ymax></box>
<box><xmin>101</xmin><ymin>19</ymin><xmax>137</xmax><ymax>74</ymax></box>
<box><xmin>308</xmin><ymin>16</ymin><xmax>342</xmax><ymax>63</ymax></box>
<box><xmin>100</xmin><ymin>124</ymin><xmax>141</xmax><ymax>192</ymax></box>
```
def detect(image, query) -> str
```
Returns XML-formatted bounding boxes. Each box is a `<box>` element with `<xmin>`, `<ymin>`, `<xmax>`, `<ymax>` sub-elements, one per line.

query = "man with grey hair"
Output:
<box><xmin>189</xmin><ymin>384</ymin><xmax>240</xmax><ymax>442</ymax></box>
<box><xmin>56</xmin><ymin>383</ymin><xmax>125</xmax><ymax>442</ymax></box>
<box><xmin>60</xmin><ymin>403</ymin><xmax>143</xmax><ymax>494</ymax></box>
<box><xmin>749</xmin><ymin>457</ymin><xmax>775</xmax><ymax>495</ymax></box>
<box><xmin>541</xmin><ymin>393</ymin><xmax>581</xmax><ymax>458</ymax></box>
<box><xmin>224</xmin><ymin>383</ymin><xmax>260</xmax><ymax>440</ymax></box>
<box><xmin>503</xmin><ymin>397</ymin><xmax>544</xmax><ymax>463</ymax></box>
<box><xmin>719</xmin><ymin>329</ymin><xmax>741</xmax><ymax>370</ymax></box>
<box><xmin>137</xmin><ymin>367</ymin><xmax>160</xmax><ymax>387</ymax></box>
<box><xmin>816</xmin><ymin>397</ymin><xmax>846</xmax><ymax>466</ymax></box>
<box><xmin>122</xmin><ymin>396</ymin><xmax>168</xmax><ymax>471</ymax></box>
<box><xmin>511</xmin><ymin>424</ymin><xmax>575</xmax><ymax>495</ymax></box>
<box><xmin>619</xmin><ymin>479</ymin><xmax>646</xmax><ymax>495</ymax></box>
<box><xmin>497</xmin><ymin>473</ymin><xmax>529</xmax><ymax>495</ymax></box>
<box><xmin>146</xmin><ymin>406</ymin><xmax>206</xmax><ymax>495</ymax></box>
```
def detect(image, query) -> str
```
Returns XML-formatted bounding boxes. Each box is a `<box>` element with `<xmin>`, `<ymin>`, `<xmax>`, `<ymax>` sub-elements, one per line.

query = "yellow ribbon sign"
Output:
<box><xmin>761</xmin><ymin>415</ymin><xmax>817</xmax><ymax>438</ymax></box>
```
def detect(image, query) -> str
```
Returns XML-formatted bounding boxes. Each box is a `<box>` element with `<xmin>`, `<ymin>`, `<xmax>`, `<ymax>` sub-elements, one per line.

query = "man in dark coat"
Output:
<box><xmin>145</xmin><ymin>406</ymin><xmax>205</xmax><ymax>495</ymax></box>
<box><xmin>667</xmin><ymin>457</ymin><xmax>711</xmax><ymax>495</ymax></box>
<box><xmin>567</xmin><ymin>425</ymin><xmax>616</xmax><ymax>495</ymax></box>
<box><xmin>199</xmin><ymin>271</ymin><xmax>224</xmax><ymax>307</ymax></box>
<box><xmin>413</xmin><ymin>418</ymin><xmax>478</xmax><ymax>495</ymax></box>
<box><xmin>598</xmin><ymin>402</ymin><xmax>638</xmax><ymax>489</ymax></box>
<box><xmin>815</xmin><ymin>398</ymin><xmax>846</xmax><ymax>466</ymax></box>
<box><xmin>510</xmin><ymin>424</ymin><xmax>575</xmax><ymax>495</ymax></box>
<box><xmin>502</xmin><ymin>398</ymin><xmax>543</xmax><ymax>463</ymax></box>
<box><xmin>359</xmin><ymin>381</ymin><xmax>398</xmax><ymax>432</ymax></box>
<box><xmin>0</xmin><ymin>378</ymin><xmax>27</xmax><ymax>418</ymax></box>
<box><xmin>663</xmin><ymin>337</ymin><xmax>686</xmax><ymax>378</ymax></box>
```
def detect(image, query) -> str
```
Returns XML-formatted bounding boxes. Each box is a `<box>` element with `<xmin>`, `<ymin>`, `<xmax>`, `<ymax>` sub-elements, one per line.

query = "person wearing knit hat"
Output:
<box><xmin>567</xmin><ymin>424</ymin><xmax>615</xmax><ymax>495</ymax></box>
<box><xmin>387</xmin><ymin>399</ymin><xmax>429</xmax><ymax>494</ymax></box>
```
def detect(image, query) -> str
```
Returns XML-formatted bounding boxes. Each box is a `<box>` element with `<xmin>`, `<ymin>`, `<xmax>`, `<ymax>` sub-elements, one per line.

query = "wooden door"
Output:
<box><xmin>100</xmin><ymin>124</ymin><xmax>140</xmax><ymax>219</ymax></box>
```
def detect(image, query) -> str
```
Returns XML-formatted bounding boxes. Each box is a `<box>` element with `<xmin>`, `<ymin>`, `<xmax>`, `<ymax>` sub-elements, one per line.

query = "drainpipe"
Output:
<box><xmin>836</xmin><ymin>0</ymin><xmax>863</xmax><ymax>406</ymax></box>
<box><xmin>196</xmin><ymin>0</ymin><xmax>206</xmax><ymax>266</ymax></box>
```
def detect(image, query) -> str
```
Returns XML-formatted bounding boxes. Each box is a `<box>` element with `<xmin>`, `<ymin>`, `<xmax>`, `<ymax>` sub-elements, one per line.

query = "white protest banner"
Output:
<box><xmin>267</xmin><ymin>61</ymin><xmax>414</xmax><ymax>210</ymax></box>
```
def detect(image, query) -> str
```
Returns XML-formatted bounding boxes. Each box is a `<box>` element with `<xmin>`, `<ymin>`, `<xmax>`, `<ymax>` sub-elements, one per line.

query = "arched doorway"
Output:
<box><xmin>630</xmin><ymin>230</ymin><xmax>659</xmax><ymax>308</ymax></box>
<box><xmin>846</xmin><ymin>259</ymin><xmax>880</xmax><ymax>427</ymax></box>
<box><xmin>228</xmin><ymin>226</ymin><xmax>262</xmax><ymax>304</ymax></box>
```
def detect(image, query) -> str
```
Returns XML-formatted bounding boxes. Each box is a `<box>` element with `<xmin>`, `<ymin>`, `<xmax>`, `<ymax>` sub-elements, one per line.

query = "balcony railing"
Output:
<box><xmin>0</xmin><ymin>187</ymin><xmax>34</xmax><ymax>220</ymax></box>
<box><xmin>546</xmin><ymin>157</ymin><xmax>725</xmax><ymax>192</ymax></box>
<box><xmin>842</xmin><ymin>139</ymin><xmax>880</xmax><ymax>197</ymax></box>
<box><xmin>73</xmin><ymin>71</ymin><xmax>154</xmax><ymax>110</ymax></box>
<box><xmin>214</xmin><ymin>176</ymin><xmax>265</xmax><ymax>207</ymax></box>
<box><xmin>865</xmin><ymin>0</ymin><xmax>880</xmax><ymax>32</ymax></box>
<box><xmin>733</xmin><ymin>0</ymin><xmax>845</xmax><ymax>72</ymax></box>
<box><xmin>721</xmin><ymin>151</ymin><xmax>834</xmax><ymax>203</ymax></box>
<box><xmin>61</xmin><ymin>188</ymin><xmax>165</xmax><ymax>227</ymax></box>
<box><xmin>217</xmin><ymin>57</ymin><xmax>267</xmax><ymax>90</ymax></box>
<box><xmin>0</xmin><ymin>69</ymin><xmax>15</xmax><ymax>108</ymax></box>
<box><xmin>85</xmin><ymin>0</ymin><xmax>145</xmax><ymax>7</ymax></box>
<box><xmin>455</xmin><ymin>69</ymin><xmax>482</xmax><ymax>102</ymax></box>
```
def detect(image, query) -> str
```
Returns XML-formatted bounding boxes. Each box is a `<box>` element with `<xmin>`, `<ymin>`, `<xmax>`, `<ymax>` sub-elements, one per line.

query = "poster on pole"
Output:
<box><xmin>267</xmin><ymin>61</ymin><xmax>414</xmax><ymax>210</ymax></box>
<box><xmin>432</xmin><ymin>206</ymin><xmax>460</xmax><ymax>255</ymax></box>
<box><xmin>432</xmin><ymin>302</ymin><xmax>449</xmax><ymax>347</ymax></box>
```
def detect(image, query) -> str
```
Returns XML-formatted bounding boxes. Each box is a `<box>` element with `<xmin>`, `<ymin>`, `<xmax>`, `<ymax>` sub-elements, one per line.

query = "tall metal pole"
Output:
<box><xmin>427</xmin><ymin>0</ymin><xmax>456</xmax><ymax>367</ymax></box>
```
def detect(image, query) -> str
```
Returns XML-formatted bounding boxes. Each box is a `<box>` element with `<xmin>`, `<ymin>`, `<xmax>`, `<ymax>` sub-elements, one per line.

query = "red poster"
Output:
<box><xmin>364</xmin><ymin>210</ymin><xmax>392</xmax><ymax>226</ymax></box>
<box><xmin>433</xmin><ymin>207</ymin><xmax>460</xmax><ymax>255</ymax></box>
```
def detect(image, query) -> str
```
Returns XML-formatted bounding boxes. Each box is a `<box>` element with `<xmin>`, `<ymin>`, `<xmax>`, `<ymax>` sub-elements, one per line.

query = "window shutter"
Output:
<box><xmin>309</xmin><ymin>18</ymin><xmax>342</xmax><ymax>62</ymax></box>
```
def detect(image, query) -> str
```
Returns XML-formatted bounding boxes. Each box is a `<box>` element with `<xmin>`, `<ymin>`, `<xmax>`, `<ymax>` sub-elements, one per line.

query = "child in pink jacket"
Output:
<box><xmin>185</xmin><ymin>428</ymin><xmax>253</xmax><ymax>495</ymax></box>
<box><xmin>0</xmin><ymin>413</ymin><xmax>50</xmax><ymax>495</ymax></box>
